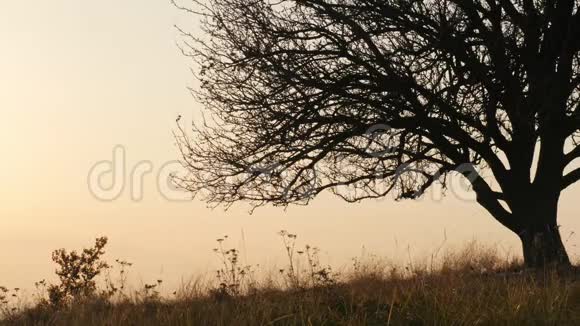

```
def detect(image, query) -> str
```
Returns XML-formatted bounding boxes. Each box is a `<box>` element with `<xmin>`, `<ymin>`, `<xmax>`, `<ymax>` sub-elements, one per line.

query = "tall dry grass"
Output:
<box><xmin>2</xmin><ymin>233</ymin><xmax>580</xmax><ymax>325</ymax></box>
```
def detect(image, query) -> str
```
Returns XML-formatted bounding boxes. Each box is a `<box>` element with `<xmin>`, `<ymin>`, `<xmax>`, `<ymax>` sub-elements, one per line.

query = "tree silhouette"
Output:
<box><xmin>174</xmin><ymin>0</ymin><xmax>580</xmax><ymax>268</ymax></box>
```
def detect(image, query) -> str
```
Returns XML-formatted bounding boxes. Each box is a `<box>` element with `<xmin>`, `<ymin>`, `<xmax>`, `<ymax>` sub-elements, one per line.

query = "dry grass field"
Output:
<box><xmin>2</xmin><ymin>234</ymin><xmax>580</xmax><ymax>326</ymax></box>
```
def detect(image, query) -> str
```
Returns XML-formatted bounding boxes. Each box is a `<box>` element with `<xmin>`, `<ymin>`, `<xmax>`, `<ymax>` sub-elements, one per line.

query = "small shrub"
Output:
<box><xmin>46</xmin><ymin>237</ymin><xmax>110</xmax><ymax>307</ymax></box>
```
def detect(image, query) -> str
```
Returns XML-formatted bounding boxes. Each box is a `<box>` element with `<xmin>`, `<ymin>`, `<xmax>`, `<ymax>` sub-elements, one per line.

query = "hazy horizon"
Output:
<box><xmin>1</xmin><ymin>1</ymin><xmax>579</xmax><ymax>293</ymax></box>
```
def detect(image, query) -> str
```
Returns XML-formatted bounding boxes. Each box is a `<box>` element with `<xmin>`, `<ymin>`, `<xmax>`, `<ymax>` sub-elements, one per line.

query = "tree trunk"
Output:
<box><xmin>518</xmin><ymin>223</ymin><xmax>571</xmax><ymax>268</ymax></box>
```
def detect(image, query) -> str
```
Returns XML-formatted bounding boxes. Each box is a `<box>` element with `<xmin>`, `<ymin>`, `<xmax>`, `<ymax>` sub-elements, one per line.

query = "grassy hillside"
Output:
<box><xmin>2</xmin><ymin>234</ymin><xmax>580</xmax><ymax>325</ymax></box>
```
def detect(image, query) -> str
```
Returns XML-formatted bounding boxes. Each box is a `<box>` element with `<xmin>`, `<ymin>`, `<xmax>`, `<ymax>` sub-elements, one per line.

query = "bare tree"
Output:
<box><xmin>173</xmin><ymin>0</ymin><xmax>580</xmax><ymax>268</ymax></box>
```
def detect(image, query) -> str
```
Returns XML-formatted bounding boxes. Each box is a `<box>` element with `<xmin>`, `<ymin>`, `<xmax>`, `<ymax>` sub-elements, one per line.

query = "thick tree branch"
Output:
<box><xmin>564</xmin><ymin>145</ymin><xmax>580</xmax><ymax>167</ymax></box>
<box><xmin>459</xmin><ymin>164</ymin><xmax>514</xmax><ymax>230</ymax></box>
<box><xmin>562</xmin><ymin>168</ymin><xmax>580</xmax><ymax>190</ymax></box>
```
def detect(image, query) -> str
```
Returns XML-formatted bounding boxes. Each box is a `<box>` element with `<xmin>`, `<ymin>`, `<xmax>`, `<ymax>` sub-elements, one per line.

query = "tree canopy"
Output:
<box><xmin>174</xmin><ymin>0</ymin><xmax>580</xmax><ymax>267</ymax></box>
